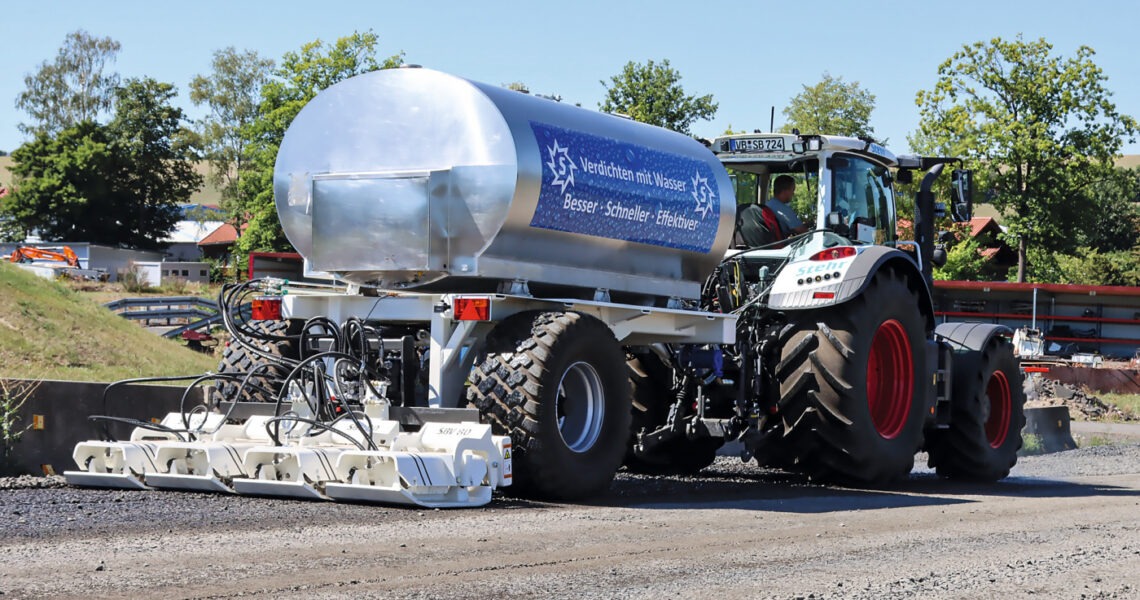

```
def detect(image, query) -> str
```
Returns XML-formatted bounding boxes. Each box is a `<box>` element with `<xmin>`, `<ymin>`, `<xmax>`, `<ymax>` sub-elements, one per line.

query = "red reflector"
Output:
<box><xmin>251</xmin><ymin>296</ymin><xmax>282</xmax><ymax>320</ymax></box>
<box><xmin>1022</xmin><ymin>366</ymin><xmax>1051</xmax><ymax>373</ymax></box>
<box><xmin>809</xmin><ymin>246</ymin><xmax>857</xmax><ymax>261</ymax></box>
<box><xmin>812</xmin><ymin>291</ymin><xmax>836</xmax><ymax>299</ymax></box>
<box><xmin>454</xmin><ymin>297</ymin><xmax>491</xmax><ymax>321</ymax></box>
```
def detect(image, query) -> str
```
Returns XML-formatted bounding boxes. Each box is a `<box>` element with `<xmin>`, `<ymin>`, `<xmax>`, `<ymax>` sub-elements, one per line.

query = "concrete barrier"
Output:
<box><xmin>1022</xmin><ymin>406</ymin><xmax>1077</xmax><ymax>454</ymax></box>
<box><xmin>1</xmin><ymin>379</ymin><xmax>205</xmax><ymax>476</ymax></box>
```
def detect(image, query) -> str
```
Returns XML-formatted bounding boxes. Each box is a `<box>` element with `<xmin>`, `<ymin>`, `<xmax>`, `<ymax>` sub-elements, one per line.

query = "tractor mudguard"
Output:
<box><xmin>935</xmin><ymin>322</ymin><xmax>1013</xmax><ymax>353</ymax></box>
<box><xmin>768</xmin><ymin>246</ymin><xmax>935</xmax><ymax>329</ymax></box>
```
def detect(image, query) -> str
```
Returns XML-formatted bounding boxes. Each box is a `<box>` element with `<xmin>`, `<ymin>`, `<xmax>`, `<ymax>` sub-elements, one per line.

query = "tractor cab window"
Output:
<box><xmin>829</xmin><ymin>155</ymin><xmax>895</xmax><ymax>244</ymax></box>
<box><xmin>727</xmin><ymin>168</ymin><xmax>760</xmax><ymax>206</ymax></box>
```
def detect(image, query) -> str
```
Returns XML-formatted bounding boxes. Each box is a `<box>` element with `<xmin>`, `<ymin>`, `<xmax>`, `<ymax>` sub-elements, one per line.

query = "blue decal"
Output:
<box><xmin>529</xmin><ymin>122</ymin><xmax>720</xmax><ymax>253</ymax></box>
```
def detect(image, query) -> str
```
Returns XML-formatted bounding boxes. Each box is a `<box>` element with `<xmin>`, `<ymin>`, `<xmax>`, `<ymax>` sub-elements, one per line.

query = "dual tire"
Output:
<box><xmin>926</xmin><ymin>337</ymin><xmax>1025</xmax><ymax>481</ymax></box>
<box><xmin>467</xmin><ymin>312</ymin><xmax>631</xmax><ymax>501</ymax></box>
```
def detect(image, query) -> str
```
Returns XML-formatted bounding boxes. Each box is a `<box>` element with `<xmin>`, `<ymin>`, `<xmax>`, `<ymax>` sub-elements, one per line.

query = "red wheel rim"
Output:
<box><xmin>866</xmin><ymin>319</ymin><xmax>913</xmax><ymax>439</ymax></box>
<box><xmin>985</xmin><ymin>370</ymin><xmax>1012</xmax><ymax>448</ymax></box>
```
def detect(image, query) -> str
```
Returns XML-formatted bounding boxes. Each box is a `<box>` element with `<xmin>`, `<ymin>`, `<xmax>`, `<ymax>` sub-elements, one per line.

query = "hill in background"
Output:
<box><xmin>0</xmin><ymin>156</ymin><xmax>222</xmax><ymax>206</ymax></box>
<box><xmin>0</xmin><ymin>262</ymin><xmax>217</xmax><ymax>381</ymax></box>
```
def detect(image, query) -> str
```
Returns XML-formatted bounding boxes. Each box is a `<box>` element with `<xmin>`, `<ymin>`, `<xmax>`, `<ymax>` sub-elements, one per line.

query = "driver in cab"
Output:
<box><xmin>735</xmin><ymin>174</ymin><xmax>809</xmax><ymax>247</ymax></box>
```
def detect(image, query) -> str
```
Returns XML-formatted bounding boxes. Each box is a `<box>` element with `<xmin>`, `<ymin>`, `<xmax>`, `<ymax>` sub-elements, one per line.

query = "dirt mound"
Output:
<box><xmin>1024</xmin><ymin>375</ymin><xmax>1135</xmax><ymax>421</ymax></box>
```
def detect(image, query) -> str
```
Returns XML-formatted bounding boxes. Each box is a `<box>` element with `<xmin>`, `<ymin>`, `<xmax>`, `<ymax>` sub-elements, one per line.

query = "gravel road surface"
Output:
<box><xmin>2</xmin><ymin>444</ymin><xmax>1139</xmax><ymax>599</ymax></box>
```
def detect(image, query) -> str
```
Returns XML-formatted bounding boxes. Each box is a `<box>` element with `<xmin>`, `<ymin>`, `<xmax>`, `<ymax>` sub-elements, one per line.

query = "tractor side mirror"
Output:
<box><xmin>896</xmin><ymin>169</ymin><xmax>913</xmax><ymax>185</ymax></box>
<box><xmin>950</xmin><ymin>169</ymin><xmax>973</xmax><ymax>222</ymax></box>
<box><xmin>932</xmin><ymin>245</ymin><xmax>948</xmax><ymax>268</ymax></box>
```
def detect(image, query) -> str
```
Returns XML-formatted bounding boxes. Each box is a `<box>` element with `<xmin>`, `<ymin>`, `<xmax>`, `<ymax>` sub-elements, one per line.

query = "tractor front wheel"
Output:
<box><xmin>770</xmin><ymin>268</ymin><xmax>928</xmax><ymax>484</ymax></box>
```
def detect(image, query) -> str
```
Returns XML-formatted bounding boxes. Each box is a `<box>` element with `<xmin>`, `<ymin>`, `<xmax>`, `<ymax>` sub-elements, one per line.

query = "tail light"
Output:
<box><xmin>251</xmin><ymin>296</ymin><xmax>283</xmax><ymax>320</ymax></box>
<box><xmin>809</xmin><ymin>247</ymin><xmax>857</xmax><ymax>261</ymax></box>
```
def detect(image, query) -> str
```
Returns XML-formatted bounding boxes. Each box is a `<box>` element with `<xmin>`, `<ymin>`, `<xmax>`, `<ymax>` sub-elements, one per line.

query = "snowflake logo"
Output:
<box><xmin>546</xmin><ymin>139</ymin><xmax>577</xmax><ymax>193</ymax></box>
<box><xmin>691</xmin><ymin>169</ymin><xmax>715</xmax><ymax>219</ymax></box>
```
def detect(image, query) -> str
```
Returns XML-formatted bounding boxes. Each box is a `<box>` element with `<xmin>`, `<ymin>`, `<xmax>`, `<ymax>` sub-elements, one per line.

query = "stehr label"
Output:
<box><xmin>529</xmin><ymin>121</ymin><xmax>720</xmax><ymax>252</ymax></box>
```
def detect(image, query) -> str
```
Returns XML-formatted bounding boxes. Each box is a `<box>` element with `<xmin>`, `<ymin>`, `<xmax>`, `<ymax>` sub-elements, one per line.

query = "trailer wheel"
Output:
<box><xmin>926</xmin><ymin>338</ymin><xmax>1025</xmax><ymax>481</ymax></box>
<box><xmin>623</xmin><ymin>355</ymin><xmax>722</xmax><ymax>475</ymax></box>
<box><xmin>216</xmin><ymin>319</ymin><xmax>297</xmax><ymax>403</ymax></box>
<box><xmin>772</xmin><ymin>268</ymin><xmax>927</xmax><ymax>484</ymax></box>
<box><xmin>467</xmin><ymin>312</ymin><xmax>631</xmax><ymax>501</ymax></box>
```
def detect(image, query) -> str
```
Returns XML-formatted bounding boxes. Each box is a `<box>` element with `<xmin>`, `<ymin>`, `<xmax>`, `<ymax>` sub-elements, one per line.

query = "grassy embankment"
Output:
<box><xmin>0</xmin><ymin>262</ymin><xmax>217</xmax><ymax>382</ymax></box>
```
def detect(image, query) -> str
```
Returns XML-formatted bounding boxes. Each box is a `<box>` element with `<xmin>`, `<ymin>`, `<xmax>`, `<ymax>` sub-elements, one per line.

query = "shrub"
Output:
<box><xmin>118</xmin><ymin>262</ymin><xmax>151</xmax><ymax>293</ymax></box>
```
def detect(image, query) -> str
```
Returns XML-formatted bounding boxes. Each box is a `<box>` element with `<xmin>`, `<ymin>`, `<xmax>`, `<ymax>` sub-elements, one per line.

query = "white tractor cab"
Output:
<box><xmin>710</xmin><ymin>132</ymin><xmax>973</xmax><ymax>288</ymax></box>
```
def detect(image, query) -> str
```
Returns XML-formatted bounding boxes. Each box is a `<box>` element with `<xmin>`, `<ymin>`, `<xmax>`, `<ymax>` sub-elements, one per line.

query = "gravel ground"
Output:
<box><xmin>2</xmin><ymin>444</ymin><xmax>1139</xmax><ymax>599</ymax></box>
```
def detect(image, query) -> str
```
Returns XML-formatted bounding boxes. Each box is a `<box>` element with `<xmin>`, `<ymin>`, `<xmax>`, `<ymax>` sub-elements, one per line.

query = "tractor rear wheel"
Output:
<box><xmin>926</xmin><ymin>337</ymin><xmax>1025</xmax><ymax>481</ymax></box>
<box><xmin>468</xmin><ymin>312</ymin><xmax>631</xmax><ymax>501</ymax></box>
<box><xmin>622</xmin><ymin>354</ymin><xmax>723</xmax><ymax>475</ymax></box>
<box><xmin>771</xmin><ymin>268</ymin><xmax>927</xmax><ymax>484</ymax></box>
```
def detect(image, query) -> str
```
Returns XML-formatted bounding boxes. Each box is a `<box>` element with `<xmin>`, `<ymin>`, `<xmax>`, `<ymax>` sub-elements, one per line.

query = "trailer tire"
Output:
<box><xmin>772</xmin><ymin>268</ymin><xmax>927</xmax><ymax>484</ymax></box>
<box><xmin>623</xmin><ymin>355</ymin><xmax>722</xmax><ymax>475</ymax></box>
<box><xmin>216</xmin><ymin>320</ymin><xmax>297</xmax><ymax>403</ymax></box>
<box><xmin>467</xmin><ymin>312</ymin><xmax>631</xmax><ymax>501</ymax></box>
<box><xmin>926</xmin><ymin>338</ymin><xmax>1025</xmax><ymax>481</ymax></box>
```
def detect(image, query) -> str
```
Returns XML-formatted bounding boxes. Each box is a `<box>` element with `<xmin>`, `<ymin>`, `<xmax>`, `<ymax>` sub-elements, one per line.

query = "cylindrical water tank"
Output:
<box><xmin>275</xmin><ymin>68</ymin><xmax>735</xmax><ymax>301</ymax></box>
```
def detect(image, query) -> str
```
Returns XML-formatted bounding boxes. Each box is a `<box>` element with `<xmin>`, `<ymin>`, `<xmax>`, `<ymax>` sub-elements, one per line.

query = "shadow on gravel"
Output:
<box><xmin>591</xmin><ymin>467</ymin><xmax>975</xmax><ymax>513</ymax></box>
<box><xmin>587</xmin><ymin>466</ymin><xmax>1140</xmax><ymax>513</ymax></box>
<box><xmin>894</xmin><ymin>474</ymin><xmax>1140</xmax><ymax>501</ymax></box>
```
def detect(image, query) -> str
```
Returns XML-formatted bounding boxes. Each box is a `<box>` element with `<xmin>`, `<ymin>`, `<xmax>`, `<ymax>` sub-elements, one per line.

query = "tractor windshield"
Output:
<box><xmin>829</xmin><ymin>154</ymin><xmax>896</xmax><ymax>245</ymax></box>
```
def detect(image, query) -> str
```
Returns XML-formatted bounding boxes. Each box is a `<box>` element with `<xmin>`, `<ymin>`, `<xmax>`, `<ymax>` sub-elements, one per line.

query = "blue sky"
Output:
<box><xmin>2</xmin><ymin>0</ymin><xmax>1138</xmax><ymax>155</ymax></box>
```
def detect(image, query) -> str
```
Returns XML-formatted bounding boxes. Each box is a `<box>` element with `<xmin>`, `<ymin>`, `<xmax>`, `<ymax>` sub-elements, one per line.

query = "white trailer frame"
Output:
<box><xmin>283</xmin><ymin>291</ymin><xmax>738</xmax><ymax>409</ymax></box>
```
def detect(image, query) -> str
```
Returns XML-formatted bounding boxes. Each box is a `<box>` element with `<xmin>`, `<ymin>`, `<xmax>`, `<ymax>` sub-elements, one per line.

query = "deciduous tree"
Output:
<box><xmin>600</xmin><ymin>59</ymin><xmax>716</xmax><ymax>135</ymax></box>
<box><xmin>236</xmin><ymin>32</ymin><xmax>403</xmax><ymax>257</ymax></box>
<box><xmin>3</xmin><ymin>78</ymin><xmax>202</xmax><ymax>249</ymax></box>
<box><xmin>15</xmin><ymin>30</ymin><xmax>121</xmax><ymax>137</ymax></box>
<box><xmin>781</xmin><ymin>73</ymin><xmax>877</xmax><ymax>139</ymax></box>
<box><xmin>190</xmin><ymin>47</ymin><xmax>274</xmax><ymax>215</ymax></box>
<box><xmin>107</xmin><ymin>78</ymin><xmax>203</xmax><ymax>249</ymax></box>
<box><xmin>2</xmin><ymin>122</ymin><xmax>114</xmax><ymax>242</ymax></box>
<box><xmin>912</xmin><ymin>36</ymin><xmax>1137</xmax><ymax>281</ymax></box>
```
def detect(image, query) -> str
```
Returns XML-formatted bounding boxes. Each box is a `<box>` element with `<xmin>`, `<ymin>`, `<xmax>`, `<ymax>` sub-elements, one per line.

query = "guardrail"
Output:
<box><xmin>104</xmin><ymin>296</ymin><xmax>249</xmax><ymax>338</ymax></box>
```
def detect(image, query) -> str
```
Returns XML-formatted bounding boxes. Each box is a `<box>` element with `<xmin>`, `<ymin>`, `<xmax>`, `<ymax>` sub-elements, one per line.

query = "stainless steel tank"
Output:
<box><xmin>275</xmin><ymin>67</ymin><xmax>735</xmax><ymax>301</ymax></box>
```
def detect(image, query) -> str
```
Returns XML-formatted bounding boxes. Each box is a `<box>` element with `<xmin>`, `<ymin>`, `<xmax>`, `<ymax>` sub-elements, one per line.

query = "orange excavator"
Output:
<box><xmin>9</xmin><ymin>246</ymin><xmax>80</xmax><ymax>267</ymax></box>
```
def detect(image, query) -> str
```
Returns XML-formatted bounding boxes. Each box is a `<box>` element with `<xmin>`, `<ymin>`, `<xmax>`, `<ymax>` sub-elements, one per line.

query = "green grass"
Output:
<box><xmin>1076</xmin><ymin>435</ymin><xmax>1117</xmax><ymax>449</ymax></box>
<box><xmin>1019</xmin><ymin>433</ymin><xmax>1045</xmax><ymax>456</ymax></box>
<box><xmin>1099</xmin><ymin>392</ymin><xmax>1140</xmax><ymax>421</ymax></box>
<box><xmin>0</xmin><ymin>262</ymin><xmax>218</xmax><ymax>382</ymax></box>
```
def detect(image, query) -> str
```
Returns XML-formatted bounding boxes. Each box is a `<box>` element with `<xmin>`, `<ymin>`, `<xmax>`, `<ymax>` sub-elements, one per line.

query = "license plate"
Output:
<box><xmin>732</xmin><ymin>137</ymin><xmax>785</xmax><ymax>152</ymax></box>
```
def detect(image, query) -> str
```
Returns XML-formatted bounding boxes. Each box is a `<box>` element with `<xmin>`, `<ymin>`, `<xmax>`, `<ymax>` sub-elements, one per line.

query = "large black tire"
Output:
<box><xmin>771</xmin><ymin>268</ymin><xmax>928</xmax><ymax>484</ymax></box>
<box><xmin>926</xmin><ymin>337</ymin><xmax>1025</xmax><ymax>481</ymax></box>
<box><xmin>216</xmin><ymin>319</ymin><xmax>297</xmax><ymax>403</ymax></box>
<box><xmin>623</xmin><ymin>355</ymin><xmax>722</xmax><ymax>475</ymax></box>
<box><xmin>467</xmin><ymin>312</ymin><xmax>631</xmax><ymax>501</ymax></box>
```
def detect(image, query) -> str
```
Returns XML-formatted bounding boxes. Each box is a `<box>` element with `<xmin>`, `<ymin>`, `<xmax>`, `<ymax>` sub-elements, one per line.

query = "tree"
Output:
<box><xmin>2</xmin><ymin>78</ymin><xmax>202</xmax><ymax>248</ymax></box>
<box><xmin>189</xmin><ymin>48</ymin><xmax>275</xmax><ymax>214</ymax></box>
<box><xmin>2</xmin><ymin>122</ymin><xmax>115</xmax><ymax>242</ymax></box>
<box><xmin>599</xmin><ymin>59</ymin><xmax>716</xmax><ymax>134</ymax></box>
<box><xmin>913</xmin><ymin>36</ymin><xmax>1137</xmax><ymax>281</ymax></box>
<box><xmin>15</xmin><ymin>30</ymin><xmax>121</xmax><ymax>137</ymax></box>
<box><xmin>1076</xmin><ymin>167</ymin><xmax>1140</xmax><ymax>252</ymax></box>
<box><xmin>236</xmin><ymin>31</ymin><xmax>403</xmax><ymax>257</ymax></box>
<box><xmin>933</xmin><ymin>236</ymin><xmax>989</xmax><ymax>281</ymax></box>
<box><xmin>781</xmin><ymin>73</ymin><xmax>877</xmax><ymax>139</ymax></box>
<box><xmin>107</xmin><ymin>77</ymin><xmax>204</xmax><ymax>249</ymax></box>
